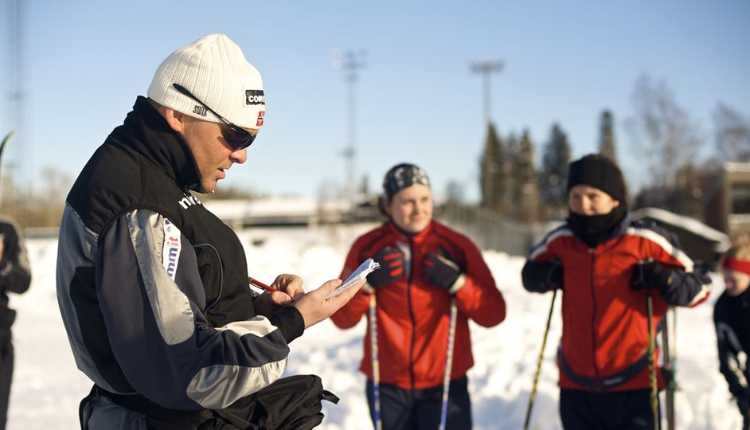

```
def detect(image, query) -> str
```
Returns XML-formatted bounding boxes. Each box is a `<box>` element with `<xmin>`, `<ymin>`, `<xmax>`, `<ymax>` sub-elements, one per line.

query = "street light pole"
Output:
<box><xmin>470</xmin><ymin>60</ymin><xmax>504</xmax><ymax>125</ymax></box>
<box><xmin>335</xmin><ymin>50</ymin><xmax>366</xmax><ymax>202</ymax></box>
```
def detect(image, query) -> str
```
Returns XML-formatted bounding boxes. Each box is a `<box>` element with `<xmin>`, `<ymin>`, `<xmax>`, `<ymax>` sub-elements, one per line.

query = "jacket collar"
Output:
<box><xmin>107</xmin><ymin>96</ymin><xmax>202</xmax><ymax>191</ymax></box>
<box><xmin>572</xmin><ymin>212</ymin><xmax>632</xmax><ymax>253</ymax></box>
<box><xmin>386</xmin><ymin>220</ymin><xmax>434</xmax><ymax>243</ymax></box>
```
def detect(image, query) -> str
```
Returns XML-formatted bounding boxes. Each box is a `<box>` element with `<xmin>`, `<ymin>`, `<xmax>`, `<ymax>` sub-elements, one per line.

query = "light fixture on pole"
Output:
<box><xmin>470</xmin><ymin>60</ymin><xmax>504</xmax><ymax>125</ymax></box>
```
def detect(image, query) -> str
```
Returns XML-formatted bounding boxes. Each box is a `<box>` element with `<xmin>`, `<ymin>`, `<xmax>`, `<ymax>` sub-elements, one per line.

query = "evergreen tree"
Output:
<box><xmin>513</xmin><ymin>129</ymin><xmax>540</xmax><ymax>222</ymax></box>
<box><xmin>479</xmin><ymin>122</ymin><xmax>506</xmax><ymax>213</ymax></box>
<box><xmin>540</xmin><ymin>123</ymin><xmax>572</xmax><ymax>218</ymax></box>
<box><xmin>504</xmin><ymin>132</ymin><xmax>519</xmax><ymax>212</ymax></box>
<box><xmin>598</xmin><ymin>110</ymin><xmax>618</xmax><ymax>162</ymax></box>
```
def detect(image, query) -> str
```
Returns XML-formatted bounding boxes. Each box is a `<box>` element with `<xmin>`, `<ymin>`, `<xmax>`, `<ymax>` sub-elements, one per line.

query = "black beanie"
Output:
<box><xmin>566</xmin><ymin>154</ymin><xmax>627</xmax><ymax>203</ymax></box>
<box><xmin>383</xmin><ymin>163</ymin><xmax>431</xmax><ymax>200</ymax></box>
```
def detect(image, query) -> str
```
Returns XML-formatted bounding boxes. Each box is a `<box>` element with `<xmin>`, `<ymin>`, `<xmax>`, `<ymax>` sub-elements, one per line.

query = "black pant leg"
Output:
<box><xmin>608</xmin><ymin>389</ymin><xmax>656</xmax><ymax>430</ymax></box>
<box><xmin>413</xmin><ymin>377</ymin><xmax>472</xmax><ymax>430</ymax></box>
<box><xmin>0</xmin><ymin>333</ymin><xmax>13</xmax><ymax>430</ymax></box>
<box><xmin>561</xmin><ymin>389</ymin><xmax>656</xmax><ymax>430</ymax></box>
<box><xmin>560</xmin><ymin>389</ymin><xmax>598</xmax><ymax>430</ymax></box>
<box><xmin>366</xmin><ymin>380</ymin><xmax>414</xmax><ymax>430</ymax></box>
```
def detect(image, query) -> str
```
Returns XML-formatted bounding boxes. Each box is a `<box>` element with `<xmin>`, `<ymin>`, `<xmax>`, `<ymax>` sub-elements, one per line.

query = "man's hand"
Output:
<box><xmin>293</xmin><ymin>277</ymin><xmax>366</xmax><ymax>328</ymax></box>
<box><xmin>252</xmin><ymin>274</ymin><xmax>304</xmax><ymax>317</ymax></box>
<box><xmin>270</xmin><ymin>274</ymin><xmax>305</xmax><ymax>302</ymax></box>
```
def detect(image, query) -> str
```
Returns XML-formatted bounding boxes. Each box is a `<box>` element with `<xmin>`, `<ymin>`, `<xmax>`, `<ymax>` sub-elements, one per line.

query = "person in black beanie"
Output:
<box><xmin>521</xmin><ymin>154</ymin><xmax>712</xmax><ymax>429</ymax></box>
<box><xmin>565</xmin><ymin>154</ymin><xmax>628</xmax><ymax>248</ymax></box>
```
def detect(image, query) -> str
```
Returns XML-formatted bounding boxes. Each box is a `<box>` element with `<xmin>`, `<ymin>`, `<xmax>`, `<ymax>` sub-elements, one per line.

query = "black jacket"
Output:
<box><xmin>714</xmin><ymin>289</ymin><xmax>750</xmax><ymax>408</ymax></box>
<box><xmin>57</xmin><ymin>97</ymin><xmax>303</xmax><ymax>416</ymax></box>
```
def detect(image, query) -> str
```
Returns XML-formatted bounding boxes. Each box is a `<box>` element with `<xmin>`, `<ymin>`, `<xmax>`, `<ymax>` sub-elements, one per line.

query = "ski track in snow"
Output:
<box><xmin>8</xmin><ymin>225</ymin><xmax>742</xmax><ymax>429</ymax></box>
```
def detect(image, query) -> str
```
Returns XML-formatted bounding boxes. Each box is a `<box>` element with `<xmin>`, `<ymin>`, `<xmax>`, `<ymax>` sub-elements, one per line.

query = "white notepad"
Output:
<box><xmin>327</xmin><ymin>258</ymin><xmax>380</xmax><ymax>298</ymax></box>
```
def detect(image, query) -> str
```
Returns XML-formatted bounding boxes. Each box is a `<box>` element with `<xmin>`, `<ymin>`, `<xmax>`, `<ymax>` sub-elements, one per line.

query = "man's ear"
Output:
<box><xmin>158</xmin><ymin>106</ymin><xmax>187</xmax><ymax>134</ymax></box>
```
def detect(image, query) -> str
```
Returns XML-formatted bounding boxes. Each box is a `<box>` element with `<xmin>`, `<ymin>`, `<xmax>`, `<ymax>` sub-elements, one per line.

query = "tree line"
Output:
<box><xmin>477</xmin><ymin>74</ymin><xmax>750</xmax><ymax>226</ymax></box>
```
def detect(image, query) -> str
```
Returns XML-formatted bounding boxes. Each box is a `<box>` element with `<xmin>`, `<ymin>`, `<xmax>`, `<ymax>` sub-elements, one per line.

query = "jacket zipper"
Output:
<box><xmin>406</xmin><ymin>237</ymin><xmax>417</xmax><ymax>391</ymax></box>
<box><xmin>589</xmin><ymin>248</ymin><xmax>601</xmax><ymax>384</ymax></box>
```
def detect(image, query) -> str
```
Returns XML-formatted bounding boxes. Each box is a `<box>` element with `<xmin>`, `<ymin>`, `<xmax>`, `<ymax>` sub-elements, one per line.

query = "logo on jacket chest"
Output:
<box><xmin>162</xmin><ymin>219</ymin><xmax>182</xmax><ymax>281</ymax></box>
<box><xmin>178</xmin><ymin>194</ymin><xmax>202</xmax><ymax>210</ymax></box>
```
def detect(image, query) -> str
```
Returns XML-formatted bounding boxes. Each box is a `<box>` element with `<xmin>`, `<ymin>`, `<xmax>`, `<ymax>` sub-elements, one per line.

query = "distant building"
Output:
<box><xmin>203</xmin><ymin>195</ymin><xmax>380</xmax><ymax>229</ymax></box>
<box><xmin>705</xmin><ymin>162</ymin><xmax>750</xmax><ymax>237</ymax></box>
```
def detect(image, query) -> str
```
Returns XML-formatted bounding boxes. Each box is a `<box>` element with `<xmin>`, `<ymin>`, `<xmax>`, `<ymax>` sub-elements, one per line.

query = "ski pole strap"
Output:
<box><xmin>557</xmin><ymin>346</ymin><xmax>653</xmax><ymax>390</ymax></box>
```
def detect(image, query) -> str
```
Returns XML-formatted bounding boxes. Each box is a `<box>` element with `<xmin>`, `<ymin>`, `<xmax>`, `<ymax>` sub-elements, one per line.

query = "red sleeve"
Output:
<box><xmin>330</xmin><ymin>238</ymin><xmax>372</xmax><ymax>329</ymax></box>
<box><xmin>453</xmin><ymin>237</ymin><xmax>506</xmax><ymax>327</ymax></box>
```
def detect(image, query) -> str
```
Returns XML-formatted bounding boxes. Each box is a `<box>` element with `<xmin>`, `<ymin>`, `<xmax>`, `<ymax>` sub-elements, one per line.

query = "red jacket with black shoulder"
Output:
<box><xmin>522</xmin><ymin>218</ymin><xmax>711</xmax><ymax>392</ymax></box>
<box><xmin>331</xmin><ymin>220</ymin><xmax>506</xmax><ymax>390</ymax></box>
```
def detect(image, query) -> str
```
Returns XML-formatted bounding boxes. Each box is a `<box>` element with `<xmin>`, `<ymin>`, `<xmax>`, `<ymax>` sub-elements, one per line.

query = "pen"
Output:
<box><xmin>248</xmin><ymin>276</ymin><xmax>275</xmax><ymax>293</ymax></box>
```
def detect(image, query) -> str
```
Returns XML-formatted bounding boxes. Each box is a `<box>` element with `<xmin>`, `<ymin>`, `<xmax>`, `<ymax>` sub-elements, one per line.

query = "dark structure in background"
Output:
<box><xmin>631</xmin><ymin>207</ymin><xmax>730</xmax><ymax>269</ymax></box>
<box><xmin>705</xmin><ymin>162</ymin><xmax>750</xmax><ymax>237</ymax></box>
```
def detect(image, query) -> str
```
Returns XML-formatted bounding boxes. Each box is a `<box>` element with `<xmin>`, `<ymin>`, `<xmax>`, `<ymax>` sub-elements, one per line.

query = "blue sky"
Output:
<box><xmin>1</xmin><ymin>1</ymin><xmax>749</xmax><ymax>201</ymax></box>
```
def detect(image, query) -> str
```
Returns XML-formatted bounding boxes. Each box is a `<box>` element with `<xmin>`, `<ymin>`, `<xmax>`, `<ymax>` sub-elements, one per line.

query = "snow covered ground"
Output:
<box><xmin>8</xmin><ymin>224</ymin><xmax>742</xmax><ymax>429</ymax></box>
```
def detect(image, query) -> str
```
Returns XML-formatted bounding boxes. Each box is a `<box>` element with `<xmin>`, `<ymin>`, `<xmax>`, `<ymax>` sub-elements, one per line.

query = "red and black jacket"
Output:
<box><xmin>331</xmin><ymin>220</ymin><xmax>506</xmax><ymax>390</ymax></box>
<box><xmin>523</xmin><ymin>217</ymin><xmax>710</xmax><ymax>392</ymax></box>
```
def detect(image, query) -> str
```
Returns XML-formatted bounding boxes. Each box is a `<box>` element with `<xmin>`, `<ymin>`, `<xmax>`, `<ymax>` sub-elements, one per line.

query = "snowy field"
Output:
<box><xmin>8</xmin><ymin>223</ymin><xmax>742</xmax><ymax>429</ymax></box>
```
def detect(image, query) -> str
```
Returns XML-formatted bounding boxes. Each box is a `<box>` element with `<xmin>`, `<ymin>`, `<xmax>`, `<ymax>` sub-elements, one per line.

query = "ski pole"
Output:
<box><xmin>647</xmin><ymin>296</ymin><xmax>659</xmax><ymax>430</ymax></box>
<box><xmin>369</xmin><ymin>294</ymin><xmax>382</xmax><ymax>430</ymax></box>
<box><xmin>439</xmin><ymin>299</ymin><xmax>458</xmax><ymax>430</ymax></box>
<box><xmin>524</xmin><ymin>289</ymin><xmax>558</xmax><ymax>430</ymax></box>
<box><xmin>662</xmin><ymin>308</ymin><xmax>676</xmax><ymax>430</ymax></box>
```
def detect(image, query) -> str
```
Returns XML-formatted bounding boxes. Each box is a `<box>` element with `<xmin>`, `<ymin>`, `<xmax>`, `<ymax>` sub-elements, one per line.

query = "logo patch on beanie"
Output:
<box><xmin>246</xmin><ymin>90</ymin><xmax>265</xmax><ymax>106</ymax></box>
<box><xmin>256</xmin><ymin>111</ymin><xmax>265</xmax><ymax>127</ymax></box>
<box><xmin>192</xmin><ymin>105</ymin><xmax>208</xmax><ymax>117</ymax></box>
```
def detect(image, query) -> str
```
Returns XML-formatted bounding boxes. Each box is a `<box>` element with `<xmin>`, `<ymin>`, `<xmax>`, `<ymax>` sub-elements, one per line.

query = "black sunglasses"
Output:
<box><xmin>172</xmin><ymin>83</ymin><xmax>257</xmax><ymax>150</ymax></box>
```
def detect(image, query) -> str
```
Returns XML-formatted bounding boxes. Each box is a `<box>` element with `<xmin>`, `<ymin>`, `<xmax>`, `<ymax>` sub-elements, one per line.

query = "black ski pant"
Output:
<box><xmin>738</xmin><ymin>401</ymin><xmax>749</xmax><ymax>430</ymax></box>
<box><xmin>0</xmin><ymin>331</ymin><xmax>12</xmax><ymax>430</ymax></box>
<box><xmin>560</xmin><ymin>388</ymin><xmax>657</xmax><ymax>430</ymax></box>
<box><xmin>365</xmin><ymin>377</ymin><xmax>472</xmax><ymax>430</ymax></box>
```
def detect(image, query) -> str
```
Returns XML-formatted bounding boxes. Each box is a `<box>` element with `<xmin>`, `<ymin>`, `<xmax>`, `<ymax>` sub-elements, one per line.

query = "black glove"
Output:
<box><xmin>424</xmin><ymin>252</ymin><xmax>463</xmax><ymax>294</ymax></box>
<box><xmin>521</xmin><ymin>260</ymin><xmax>563</xmax><ymax>293</ymax></box>
<box><xmin>366</xmin><ymin>246</ymin><xmax>405</xmax><ymax>288</ymax></box>
<box><xmin>631</xmin><ymin>260</ymin><xmax>676</xmax><ymax>292</ymax></box>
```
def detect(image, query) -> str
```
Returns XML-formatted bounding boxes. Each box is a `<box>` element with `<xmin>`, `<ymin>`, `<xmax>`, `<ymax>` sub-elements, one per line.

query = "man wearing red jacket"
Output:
<box><xmin>332</xmin><ymin>163</ymin><xmax>506</xmax><ymax>430</ymax></box>
<box><xmin>522</xmin><ymin>154</ymin><xmax>711</xmax><ymax>429</ymax></box>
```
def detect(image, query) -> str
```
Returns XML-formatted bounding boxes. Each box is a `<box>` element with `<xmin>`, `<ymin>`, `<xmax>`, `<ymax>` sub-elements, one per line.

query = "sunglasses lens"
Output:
<box><xmin>222</xmin><ymin>125</ymin><xmax>255</xmax><ymax>150</ymax></box>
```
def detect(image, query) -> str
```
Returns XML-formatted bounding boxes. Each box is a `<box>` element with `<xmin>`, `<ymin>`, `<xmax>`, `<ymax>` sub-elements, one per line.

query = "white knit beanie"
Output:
<box><xmin>147</xmin><ymin>33</ymin><xmax>266</xmax><ymax>130</ymax></box>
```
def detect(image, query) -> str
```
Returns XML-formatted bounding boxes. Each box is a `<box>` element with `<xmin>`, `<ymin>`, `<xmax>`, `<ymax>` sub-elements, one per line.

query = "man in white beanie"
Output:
<box><xmin>56</xmin><ymin>33</ymin><xmax>363</xmax><ymax>430</ymax></box>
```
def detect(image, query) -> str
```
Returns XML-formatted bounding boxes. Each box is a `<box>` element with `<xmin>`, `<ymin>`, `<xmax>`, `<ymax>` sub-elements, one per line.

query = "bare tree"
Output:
<box><xmin>625</xmin><ymin>75</ymin><xmax>704</xmax><ymax>187</ymax></box>
<box><xmin>714</xmin><ymin>103</ymin><xmax>750</xmax><ymax>162</ymax></box>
